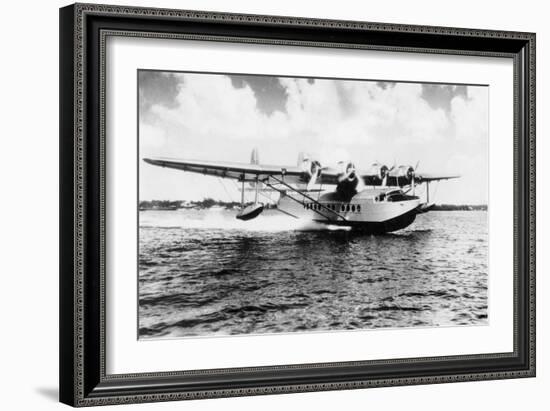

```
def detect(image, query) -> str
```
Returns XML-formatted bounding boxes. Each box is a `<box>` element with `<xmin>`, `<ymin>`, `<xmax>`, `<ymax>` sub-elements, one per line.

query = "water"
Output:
<box><xmin>138</xmin><ymin>209</ymin><xmax>488</xmax><ymax>339</ymax></box>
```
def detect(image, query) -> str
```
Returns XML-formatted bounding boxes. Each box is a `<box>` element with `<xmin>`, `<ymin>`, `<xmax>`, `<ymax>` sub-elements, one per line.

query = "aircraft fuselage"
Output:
<box><xmin>277</xmin><ymin>188</ymin><xmax>421</xmax><ymax>233</ymax></box>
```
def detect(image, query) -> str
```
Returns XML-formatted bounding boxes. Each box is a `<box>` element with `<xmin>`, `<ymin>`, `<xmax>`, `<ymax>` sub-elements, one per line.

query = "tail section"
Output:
<box><xmin>250</xmin><ymin>147</ymin><xmax>259</xmax><ymax>165</ymax></box>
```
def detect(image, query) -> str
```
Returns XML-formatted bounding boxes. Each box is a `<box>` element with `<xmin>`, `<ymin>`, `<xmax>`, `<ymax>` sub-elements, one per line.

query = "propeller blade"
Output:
<box><xmin>306</xmin><ymin>172</ymin><xmax>318</xmax><ymax>191</ymax></box>
<box><xmin>306</xmin><ymin>161</ymin><xmax>322</xmax><ymax>191</ymax></box>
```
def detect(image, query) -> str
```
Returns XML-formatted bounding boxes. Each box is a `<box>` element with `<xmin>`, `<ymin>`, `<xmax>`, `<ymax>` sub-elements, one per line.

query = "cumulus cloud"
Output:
<box><xmin>146</xmin><ymin>75</ymin><xmax>483</xmax><ymax>148</ymax></box>
<box><xmin>139</xmin><ymin>72</ymin><xmax>488</xmax><ymax>204</ymax></box>
<box><xmin>450</xmin><ymin>87</ymin><xmax>489</xmax><ymax>142</ymax></box>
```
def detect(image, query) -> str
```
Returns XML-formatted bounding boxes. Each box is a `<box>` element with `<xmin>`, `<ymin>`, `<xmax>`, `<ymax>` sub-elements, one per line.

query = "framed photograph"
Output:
<box><xmin>59</xmin><ymin>3</ymin><xmax>535</xmax><ymax>407</ymax></box>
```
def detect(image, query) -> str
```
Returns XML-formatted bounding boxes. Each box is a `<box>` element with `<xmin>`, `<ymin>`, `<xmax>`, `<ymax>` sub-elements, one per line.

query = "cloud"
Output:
<box><xmin>145</xmin><ymin>75</ymin><xmax>459</xmax><ymax>147</ymax></box>
<box><xmin>151</xmin><ymin>74</ymin><xmax>265</xmax><ymax>140</ymax></box>
<box><xmin>140</xmin><ymin>123</ymin><xmax>167</xmax><ymax>150</ymax></box>
<box><xmin>139</xmin><ymin>72</ymin><xmax>488</xmax><ymax>204</ymax></box>
<box><xmin>450</xmin><ymin>87</ymin><xmax>489</xmax><ymax>142</ymax></box>
<box><xmin>229</xmin><ymin>75</ymin><xmax>288</xmax><ymax>115</ymax></box>
<box><xmin>421</xmin><ymin>84</ymin><xmax>468</xmax><ymax>112</ymax></box>
<box><xmin>273</xmin><ymin>78</ymin><xmax>453</xmax><ymax>147</ymax></box>
<box><xmin>139</xmin><ymin>71</ymin><xmax>181</xmax><ymax>120</ymax></box>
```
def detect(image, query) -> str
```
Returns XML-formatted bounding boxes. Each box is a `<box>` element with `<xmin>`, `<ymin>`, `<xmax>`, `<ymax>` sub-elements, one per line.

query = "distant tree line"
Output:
<box><xmin>139</xmin><ymin>199</ymin><xmax>486</xmax><ymax>211</ymax></box>
<box><xmin>431</xmin><ymin>204</ymin><xmax>487</xmax><ymax>211</ymax></box>
<box><xmin>139</xmin><ymin>200</ymin><xmax>179</xmax><ymax>210</ymax></box>
<box><xmin>139</xmin><ymin>198</ymin><xmax>276</xmax><ymax>210</ymax></box>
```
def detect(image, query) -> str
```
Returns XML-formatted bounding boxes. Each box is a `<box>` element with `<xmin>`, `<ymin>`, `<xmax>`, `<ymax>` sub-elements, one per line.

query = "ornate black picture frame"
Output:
<box><xmin>59</xmin><ymin>3</ymin><xmax>535</xmax><ymax>407</ymax></box>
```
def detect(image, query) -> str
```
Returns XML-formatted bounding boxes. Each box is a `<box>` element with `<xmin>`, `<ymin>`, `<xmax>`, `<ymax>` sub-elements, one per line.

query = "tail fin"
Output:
<box><xmin>250</xmin><ymin>147</ymin><xmax>259</xmax><ymax>165</ymax></box>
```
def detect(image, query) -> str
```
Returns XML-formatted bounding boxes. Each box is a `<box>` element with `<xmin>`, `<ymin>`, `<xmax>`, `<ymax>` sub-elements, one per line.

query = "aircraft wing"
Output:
<box><xmin>359</xmin><ymin>170</ymin><xmax>459</xmax><ymax>186</ymax></box>
<box><xmin>143</xmin><ymin>157</ymin><xmax>341</xmax><ymax>185</ymax></box>
<box><xmin>144</xmin><ymin>157</ymin><xmax>458</xmax><ymax>186</ymax></box>
<box><xmin>414</xmin><ymin>173</ymin><xmax>460</xmax><ymax>183</ymax></box>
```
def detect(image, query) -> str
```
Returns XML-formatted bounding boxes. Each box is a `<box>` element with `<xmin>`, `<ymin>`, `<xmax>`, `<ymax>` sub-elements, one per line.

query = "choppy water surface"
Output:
<box><xmin>138</xmin><ymin>209</ymin><xmax>488</xmax><ymax>339</ymax></box>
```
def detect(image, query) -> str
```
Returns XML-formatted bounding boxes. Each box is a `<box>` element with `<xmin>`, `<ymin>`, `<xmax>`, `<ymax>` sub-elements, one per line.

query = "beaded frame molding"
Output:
<box><xmin>59</xmin><ymin>3</ymin><xmax>535</xmax><ymax>407</ymax></box>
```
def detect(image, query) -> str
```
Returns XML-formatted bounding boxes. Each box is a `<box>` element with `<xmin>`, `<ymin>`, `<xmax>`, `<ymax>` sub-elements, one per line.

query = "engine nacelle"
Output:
<box><xmin>389</xmin><ymin>165</ymin><xmax>415</xmax><ymax>185</ymax></box>
<box><xmin>366</xmin><ymin>163</ymin><xmax>389</xmax><ymax>182</ymax></box>
<box><xmin>300</xmin><ymin>156</ymin><xmax>323</xmax><ymax>185</ymax></box>
<box><xmin>336</xmin><ymin>162</ymin><xmax>360</xmax><ymax>200</ymax></box>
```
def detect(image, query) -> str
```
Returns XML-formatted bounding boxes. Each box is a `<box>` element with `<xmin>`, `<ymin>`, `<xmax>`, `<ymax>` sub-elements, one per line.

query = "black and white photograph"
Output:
<box><xmin>1</xmin><ymin>0</ymin><xmax>542</xmax><ymax>408</ymax></box>
<box><xmin>138</xmin><ymin>70</ymin><xmax>489</xmax><ymax>339</ymax></box>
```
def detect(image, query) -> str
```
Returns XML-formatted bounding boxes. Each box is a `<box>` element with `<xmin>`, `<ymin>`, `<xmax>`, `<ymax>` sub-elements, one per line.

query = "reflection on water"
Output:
<box><xmin>138</xmin><ymin>209</ymin><xmax>488</xmax><ymax>339</ymax></box>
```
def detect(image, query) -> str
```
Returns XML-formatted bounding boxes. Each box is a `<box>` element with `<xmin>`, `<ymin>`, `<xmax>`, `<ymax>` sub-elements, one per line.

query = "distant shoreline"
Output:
<box><xmin>139</xmin><ymin>199</ymin><xmax>487</xmax><ymax>212</ymax></box>
<box><xmin>430</xmin><ymin>204</ymin><xmax>487</xmax><ymax>211</ymax></box>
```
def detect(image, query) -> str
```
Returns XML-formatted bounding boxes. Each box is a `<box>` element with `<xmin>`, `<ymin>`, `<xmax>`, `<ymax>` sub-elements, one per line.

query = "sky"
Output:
<box><xmin>138</xmin><ymin>70</ymin><xmax>488</xmax><ymax>205</ymax></box>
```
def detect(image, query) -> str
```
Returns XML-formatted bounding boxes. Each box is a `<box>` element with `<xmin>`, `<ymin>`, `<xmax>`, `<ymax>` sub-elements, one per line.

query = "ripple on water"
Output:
<box><xmin>138</xmin><ymin>210</ymin><xmax>488</xmax><ymax>339</ymax></box>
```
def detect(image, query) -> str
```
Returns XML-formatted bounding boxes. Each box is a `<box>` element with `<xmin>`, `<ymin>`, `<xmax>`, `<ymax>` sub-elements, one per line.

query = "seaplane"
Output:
<box><xmin>143</xmin><ymin>149</ymin><xmax>459</xmax><ymax>233</ymax></box>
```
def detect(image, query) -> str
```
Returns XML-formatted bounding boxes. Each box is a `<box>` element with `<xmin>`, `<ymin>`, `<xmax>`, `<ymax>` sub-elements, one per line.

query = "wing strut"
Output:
<box><xmin>240</xmin><ymin>178</ymin><xmax>245</xmax><ymax>207</ymax></box>
<box><xmin>266</xmin><ymin>175</ymin><xmax>347</xmax><ymax>222</ymax></box>
<box><xmin>263</xmin><ymin>180</ymin><xmax>329</xmax><ymax>221</ymax></box>
<box><xmin>426</xmin><ymin>181</ymin><xmax>430</xmax><ymax>203</ymax></box>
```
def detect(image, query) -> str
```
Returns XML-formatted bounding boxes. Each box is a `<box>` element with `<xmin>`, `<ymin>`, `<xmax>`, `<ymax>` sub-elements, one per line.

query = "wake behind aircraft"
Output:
<box><xmin>144</xmin><ymin>149</ymin><xmax>459</xmax><ymax>233</ymax></box>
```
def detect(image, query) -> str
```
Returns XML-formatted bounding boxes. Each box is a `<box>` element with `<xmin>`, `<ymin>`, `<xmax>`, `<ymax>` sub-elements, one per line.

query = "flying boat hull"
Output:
<box><xmin>278</xmin><ymin>190</ymin><xmax>421</xmax><ymax>233</ymax></box>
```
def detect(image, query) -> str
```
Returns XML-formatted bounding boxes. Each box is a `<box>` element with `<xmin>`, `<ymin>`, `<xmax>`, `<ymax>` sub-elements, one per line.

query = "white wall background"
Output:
<box><xmin>0</xmin><ymin>0</ymin><xmax>545</xmax><ymax>409</ymax></box>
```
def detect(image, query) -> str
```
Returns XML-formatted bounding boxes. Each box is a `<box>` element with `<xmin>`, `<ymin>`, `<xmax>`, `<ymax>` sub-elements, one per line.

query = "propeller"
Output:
<box><xmin>306</xmin><ymin>160</ymin><xmax>323</xmax><ymax>191</ymax></box>
<box><xmin>337</xmin><ymin>162</ymin><xmax>357</xmax><ymax>182</ymax></box>
<box><xmin>398</xmin><ymin>161</ymin><xmax>420</xmax><ymax>195</ymax></box>
<box><xmin>336</xmin><ymin>162</ymin><xmax>361</xmax><ymax>201</ymax></box>
<box><xmin>383</xmin><ymin>164</ymin><xmax>395</xmax><ymax>187</ymax></box>
<box><xmin>368</xmin><ymin>162</ymin><xmax>391</xmax><ymax>187</ymax></box>
<box><xmin>412</xmin><ymin>161</ymin><xmax>420</xmax><ymax>195</ymax></box>
<box><xmin>389</xmin><ymin>164</ymin><xmax>414</xmax><ymax>188</ymax></box>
